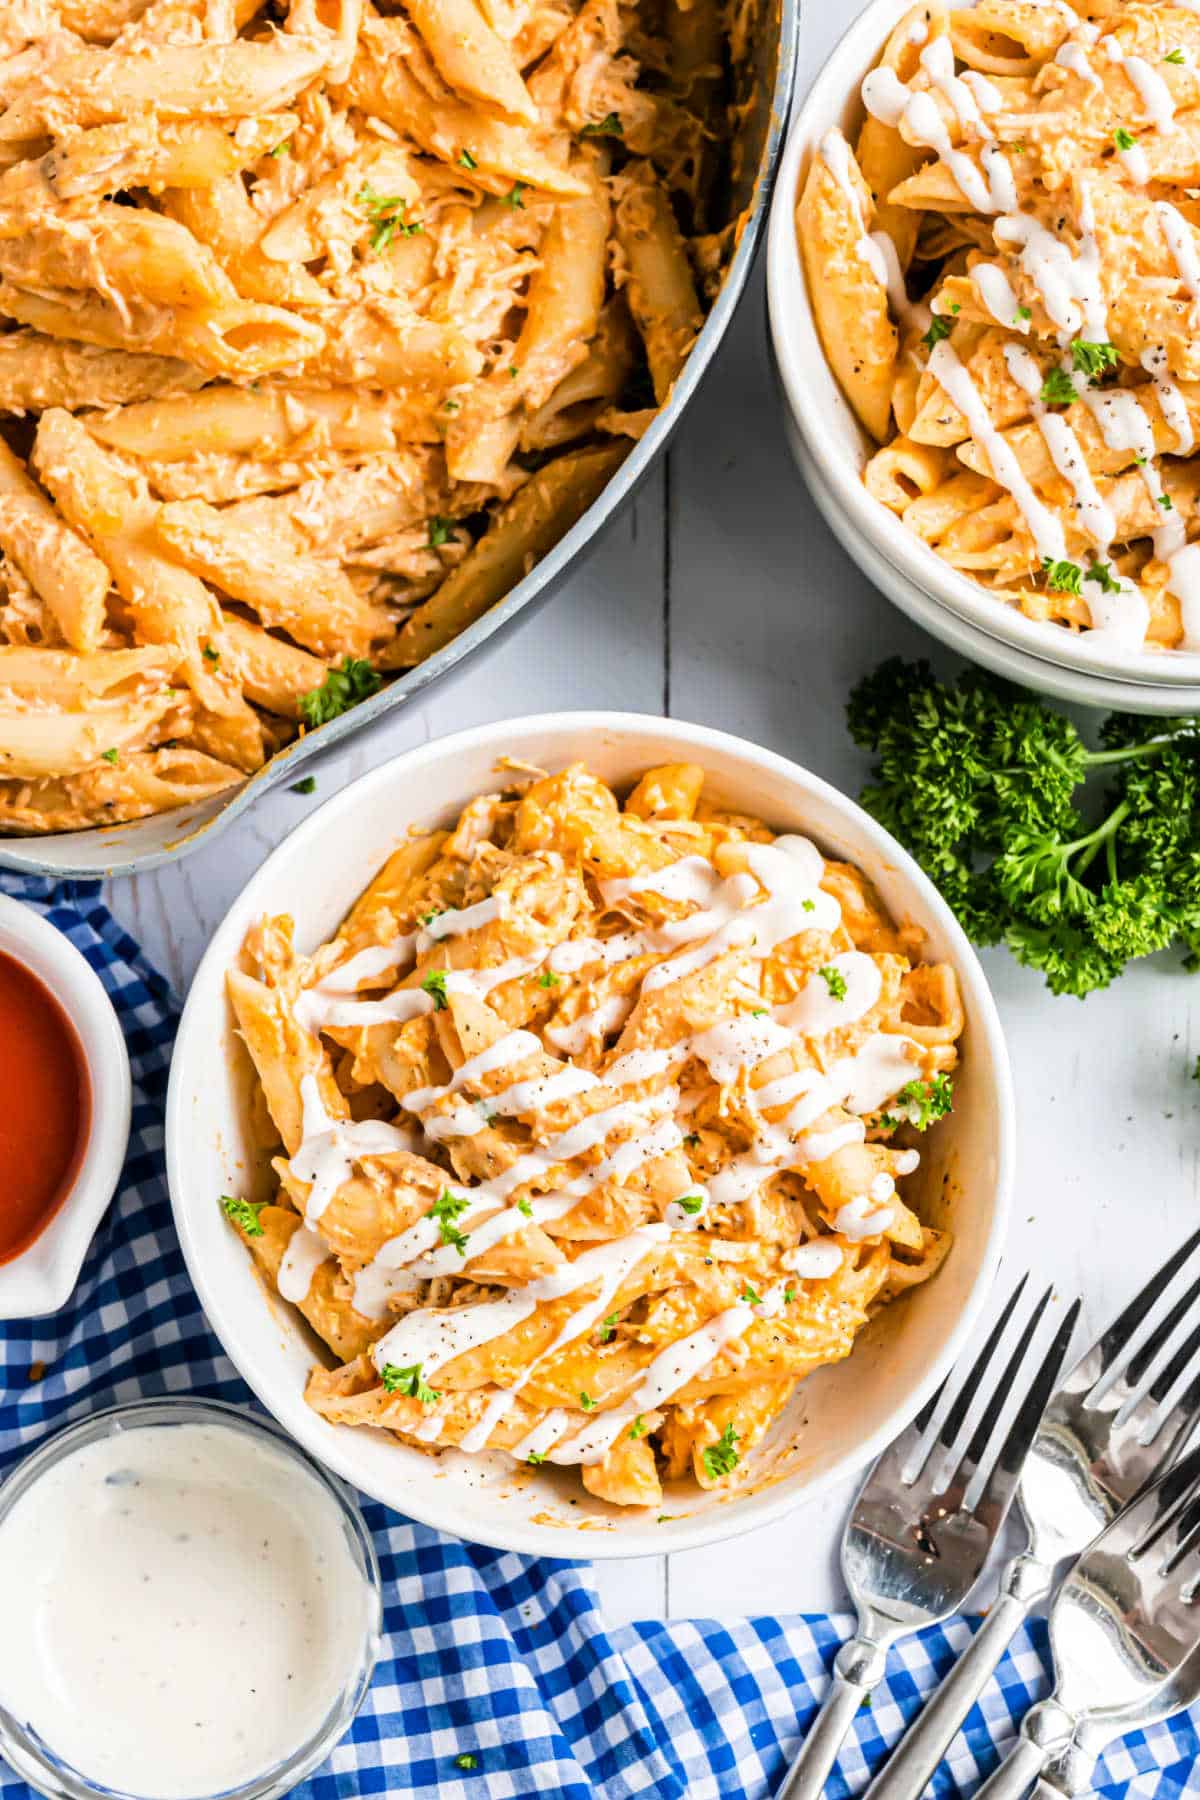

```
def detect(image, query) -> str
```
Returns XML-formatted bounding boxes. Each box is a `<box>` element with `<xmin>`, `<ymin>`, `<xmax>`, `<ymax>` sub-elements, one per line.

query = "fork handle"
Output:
<box><xmin>863</xmin><ymin>1553</ymin><xmax>1054</xmax><ymax>1800</ymax></box>
<box><xmin>972</xmin><ymin>1702</ymin><xmax>1077</xmax><ymax>1800</ymax></box>
<box><xmin>775</xmin><ymin>1636</ymin><xmax>888</xmax><ymax>1800</ymax></box>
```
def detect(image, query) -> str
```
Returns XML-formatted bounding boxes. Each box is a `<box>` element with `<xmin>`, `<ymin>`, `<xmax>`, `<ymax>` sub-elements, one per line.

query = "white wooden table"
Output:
<box><xmin>104</xmin><ymin>2</ymin><xmax>1200</xmax><ymax>1625</ymax></box>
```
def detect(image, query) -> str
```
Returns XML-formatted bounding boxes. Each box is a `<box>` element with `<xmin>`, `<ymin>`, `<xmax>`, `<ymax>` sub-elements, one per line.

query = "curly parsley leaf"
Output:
<box><xmin>299</xmin><ymin>657</ymin><xmax>382</xmax><ymax>729</ymax></box>
<box><xmin>221</xmin><ymin>1194</ymin><xmax>265</xmax><ymax>1237</ymax></box>
<box><xmin>701</xmin><ymin>1422</ymin><xmax>740</xmax><ymax>1480</ymax></box>
<box><xmin>380</xmin><ymin>1361</ymin><xmax>440</xmax><ymax>1404</ymax></box>
<box><xmin>848</xmin><ymin>659</ymin><xmax>1200</xmax><ymax>996</ymax></box>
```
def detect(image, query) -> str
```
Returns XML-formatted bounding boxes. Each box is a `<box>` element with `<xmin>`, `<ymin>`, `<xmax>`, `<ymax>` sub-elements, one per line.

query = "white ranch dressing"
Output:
<box><xmin>927</xmin><ymin>339</ymin><xmax>1068</xmax><ymax>561</ymax></box>
<box><xmin>278</xmin><ymin>1224</ymin><xmax>328</xmax><ymax>1303</ymax></box>
<box><xmin>1141</xmin><ymin>345</ymin><xmax>1194</xmax><ymax>455</ymax></box>
<box><xmin>784</xmin><ymin>1239</ymin><xmax>845</xmax><ymax>1279</ymax></box>
<box><xmin>419</xmin><ymin>893</ymin><xmax>508</xmax><ymax>942</ymax></box>
<box><xmin>1155</xmin><ymin>201</ymin><xmax>1200</xmax><ymax>300</ymax></box>
<box><xmin>972</xmin><ymin>261</ymin><xmax>1030</xmax><ymax>331</ymax></box>
<box><xmin>1003</xmin><ymin>343</ymin><xmax>1117</xmax><ymax>548</ymax></box>
<box><xmin>779</xmin><ymin>951</ymin><xmax>883</xmax><ymax>1035</ymax></box>
<box><xmin>0</xmin><ymin>1422</ymin><xmax>374</xmax><ymax>1800</ymax></box>
<box><xmin>546</xmin><ymin>992</ymin><xmax>635</xmax><ymax>1053</ymax></box>
<box><xmin>290</xmin><ymin>1077</ymin><xmax>416</xmax><ymax>1222</ymax></box>
<box><xmin>818</xmin><ymin>128</ymin><xmax>896</xmax><ymax>297</ymax></box>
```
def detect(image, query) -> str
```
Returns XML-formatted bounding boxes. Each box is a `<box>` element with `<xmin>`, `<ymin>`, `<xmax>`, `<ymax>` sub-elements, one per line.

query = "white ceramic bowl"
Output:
<box><xmin>766</xmin><ymin>0</ymin><xmax>1200</xmax><ymax>713</ymax></box>
<box><xmin>166</xmin><ymin>712</ymin><xmax>1014</xmax><ymax>1558</ymax></box>
<box><xmin>0</xmin><ymin>897</ymin><xmax>131</xmax><ymax>1318</ymax></box>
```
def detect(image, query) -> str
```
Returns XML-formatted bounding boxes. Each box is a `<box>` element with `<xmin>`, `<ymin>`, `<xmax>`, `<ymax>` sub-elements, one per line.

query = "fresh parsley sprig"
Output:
<box><xmin>848</xmin><ymin>659</ymin><xmax>1200</xmax><ymax>996</ymax></box>
<box><xmin>298</xmin><ymin>657</ymin><xmax>381</xmax><ymax>728</ymax></box>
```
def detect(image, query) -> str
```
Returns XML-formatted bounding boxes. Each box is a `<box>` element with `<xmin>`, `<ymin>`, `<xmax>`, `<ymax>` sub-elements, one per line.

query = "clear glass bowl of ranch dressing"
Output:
<box><xmin>0</xmin><ymin>1399</ymin><xmax>382</xmax><ymax>1800</ymax></box>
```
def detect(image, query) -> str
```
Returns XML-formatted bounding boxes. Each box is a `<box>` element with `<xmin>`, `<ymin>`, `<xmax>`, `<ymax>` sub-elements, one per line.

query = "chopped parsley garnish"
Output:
<box><xmin>100</xmin><ymin>747</ymin><xmax>120</xmax><ymax>764</ymax></box>
<box><xmin>1165</xmin><ymin>47</ymin><xmax>1187</xmax><ymax>64</ymax></box>
<box><xmin>1160</xmin><ymin>492</ymin><xmax>1176</xmax><ymax>510</ymax></box>
<box><xmin>579</xmin><ymin>1392</ymin><xmax>596</xmax><ymax>1410</ymax></box>
<box><xmin>419</xmin><ymin>908</ymin><xmax>442</xmax><ymax>926</ymax></box>
<box><xmin>1114</xmin><ymin>126</ymin><xmax>1137</xmax><ymax>151</ymax></box>
<box><xmin>453</xmin><ymin>1754</ymin><xmax>479</xmax><ymax>1771</ymax></box>
<box><xmin>1085</xmin><ymin>560</ymin><xmax>1122</xmax><ymax>595</ymax></box>
<box><xmin>431</xmin><ymin>1189</ymin><xmax>470</xmax><ymax>1254</ymax></box>
<box><xmin>516</xmin><ymin>1197</ymin><xmax>533</xmax><ymax>1217</ymax></box>
<box><xmin>291</xmin><ymin>775</ymin><xmax>317</xmax><ymax>795</ymax></box>
<box><xmin>1071</xmin><ymin>339</ymin><xmax>1118</xmax><ymax>381</ymax></box>
<box><xmin>357</xmin><ymin>182</ymin><xmax>423</xmax><ymax>251</ymax></box>
<box><xmin>269</xmin><ymin>138</ymin><xmax>291</xmax><ymax>156</ymax></box>
<box><xmin>458</xmin><ymin>149</ymin><xmax>478</xmax><ymax>169</ymax></box>
<box><xmin>526</xmin><ymin>1450</ymin><xmax>546</xmax><ymax>1464</ymax></box>
<box><xmin>684</xmin><ymin>1132</ymin><xmax>701</xmax><ymax>1148</ymax></box>
<box><xmin>508</xmin><ymin>364</ymin><xmax>520</xmax><ymax>378</ymax></box>
<box><xmin>221</xmin><ymin>1194</ymin><xmax>265</xmax><ymax>1237</ymax></box>
<box><xmin>421</xmin><ymin>969</ymin><xmax>449</xmax><ymax>1010</ymax></box>
<box><xmin>801</xmin><ymin>897</ymin><xmax>816</xmax><ymax>913</ymax></box>
<box><xmin>428</xmin><ymin>516</ymin><xmax>454</xmax><ymax>548</ymax></box>
<box><xmin>1040</xmin><ymin>366</ymin><xmax>1077</xmax><ymax>409</ymax></box>
<box><xmin>921</xmin><ymin>314</ymin><xmax>953</xmax><ymax>350</ymax></box>
<box><xmin>783</xmin><ymin>1285</ymin><xmax>796</xmax><ymax>1305</ymax></box>
<box><xmin>443</xmin><ymin>398</ymin><xmax>461</xmax><ymax>412</ymax></box>
<box><xmin>1042</xmin><ymin>557</ymin><xmax>1083</xmax><ymax>596</ymax></box>
<box><xmin>818</xmin><ymin>964</ymin><xmax>848</xmax><ymax>1000</ymax></box>
<box><xmin>298</xmin><ymin>657</ymin><xmax>382</xmax><ymax>728</ymax></box>
<box><xmin>202</xmin><ymin>642</ymin><xmax>220</xmax><ymax>663</ymax></box>
<box><xmin>676</xmin><ymin>1193</ymin><xmax>705</xmax><ymax>1215</ymax></box>
<box><xmin>628</xmin><ymin>1415</ymin><xmax>647</xmax><ymax>1439</ymax></box>
<box><xmin>380</xmin><ymin>1361</ymin><xmax>440</xmax><ymax>1404</ymax></box>
<box><xmin>750</xmin><ymin>1007</ymin><xmax>768</xmax><ymax>1018</ymax></box>
<box><xmin>501</xmin><ymin>182</ymin><xmax>526</xmax><ymax>208</ymax></box>
<box><xmin>701</xmin><ymin>1422</ymin><xmax>740</xmax><ymax>1480</ymax></box>
<box><xmin>877</xmin><ymin>1074</ymin><xmax>955</xmax><ymax>1132</ymax></box>
<box><xmin>598</xmin><ymin>1311</ymin><xmax>619</xmax><ymax>1343</ymax></box>
<box><xmin>538</xmin><ymin>970</ymin><xmax>560</xmax><ymax>987</ymax></box>
<box><xmin>581</xmin><ymin>112</ymin><xmax>623</xmax><ymax>137</ymax></box>
<box><xmin>1014</xmin><ymin>305</ymin><xmax>1031</xmax><ymax>323</ymax></box>
<box><xmin>740</xmin><ymin>1282</ymin><xmax>762</xmax><ymax>1306</ymax></box>
<box><xmin>1133</xmin><ymin>452</ymin><xmax>1148</xmax><ymax>466</ymax></box>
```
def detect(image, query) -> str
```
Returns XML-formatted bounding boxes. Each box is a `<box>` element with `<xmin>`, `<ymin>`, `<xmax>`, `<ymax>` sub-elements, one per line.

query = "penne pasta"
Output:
<box><xmin>0</xmin><ymin>0</ymin><xmax>731</xmax><ymax>833</ymax></box>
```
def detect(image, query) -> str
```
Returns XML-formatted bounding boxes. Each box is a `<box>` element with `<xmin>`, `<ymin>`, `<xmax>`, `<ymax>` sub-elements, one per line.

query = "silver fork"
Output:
<box><xmin>975</xmin><ymin>1440</ymin><xmax>1200</xmax><ymax>1800</ymax></box>
<box><xmin>865</xmin><ymin>1228</ymin><xmax>1200</xmax><ymax>1800</ymax></box>
<box><xmin>775</xmin><ymin>1276</ymin><xmax>1079</xmax><ymax>1800</ymax></box>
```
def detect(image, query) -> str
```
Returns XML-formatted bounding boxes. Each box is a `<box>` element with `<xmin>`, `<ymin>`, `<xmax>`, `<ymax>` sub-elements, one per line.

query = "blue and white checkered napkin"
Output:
<box><xmin>2</xmin><ymin>878</ymin><xmax>1198</xmax><ymax>1800</ymax></box>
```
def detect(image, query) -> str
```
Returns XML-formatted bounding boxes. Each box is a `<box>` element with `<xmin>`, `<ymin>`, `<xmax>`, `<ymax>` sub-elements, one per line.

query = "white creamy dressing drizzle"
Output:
<box><xmin>928</xmin><ymin>339</ymin><xmax>1068</xmax><ymax>561</ymax></box>
<box><xmin>277</xmin><ymin>1224</ymin><xmax>329</xmax><ymax>1303</ymax></box>
<box><xmin>1155</xmin><ymin>201</ymin><xmax>1200</xmax><ymax>300</ymax></box>
<box><xmin>0</xmin><ymin>1423</ymin><xmax>375</xmax><ymax>1800</ymax></box>
<box><xmin>291</xmin><ymin>1077</ymin><xmax>417</xmax><ymax>1222</ymax></box>
<box><xmin>545</xmin><ymin>993</ymin><xmax>636</xmax><ymax>1053</ymax></box>
<box><xmin>284</xmin><ymin>836</ymin><xmax>935</xmax><ymax>1466</ymax></box>
<box><xmin>784</xmin><ymin>1239</ymin><xmax>845</xmax><ymax>1278</ymax></box>
<box><xmin>1004</xmin><ymin>342</ymin><xmax>1117</xmax><ymax>546</ymax></box>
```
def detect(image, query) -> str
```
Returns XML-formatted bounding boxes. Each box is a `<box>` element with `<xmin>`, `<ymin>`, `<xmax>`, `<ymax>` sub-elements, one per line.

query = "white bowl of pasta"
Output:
<box><xmin>768</xmin><ymin>0</ymin><xmax>1200</xmax><ymax>710</ymax></box>
<box><xmin>166</xmin><ymin>712</ymin><xmax>1011</xmax><ymax>1558</ymax></box>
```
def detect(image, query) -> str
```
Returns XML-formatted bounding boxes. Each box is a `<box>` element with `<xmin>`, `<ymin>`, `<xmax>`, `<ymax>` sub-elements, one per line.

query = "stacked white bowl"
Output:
<box><xmin>766</xmin><ymin>0</ymin><xmax>1200</xmax><ymax>715</ymax></box>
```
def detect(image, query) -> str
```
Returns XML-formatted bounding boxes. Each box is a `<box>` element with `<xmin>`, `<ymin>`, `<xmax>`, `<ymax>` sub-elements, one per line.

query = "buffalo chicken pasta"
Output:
<box><xmin>0</xmin><ymin>0</ymin><xmax>729</xmax><ymax>834</ymax></box>
<box><xmin>798</xmin><ymin>0</ymin><xmax>1200</xmax><ymax>653</ymax></box>
<box><xmin>223</xmin><ymin>762</ymin><xmax>959</xmax><ymax>1507</ymax></box>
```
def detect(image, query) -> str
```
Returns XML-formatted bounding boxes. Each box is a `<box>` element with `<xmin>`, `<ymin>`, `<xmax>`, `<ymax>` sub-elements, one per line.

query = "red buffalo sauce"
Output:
<box><xmin>0</xmin><ymin>951</ymin><xmax>90</xmax><ymax>1264</ymax></box>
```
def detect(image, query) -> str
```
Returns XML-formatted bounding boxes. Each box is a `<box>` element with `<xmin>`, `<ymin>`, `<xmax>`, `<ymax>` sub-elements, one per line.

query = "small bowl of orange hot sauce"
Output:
<box><xmin>0</xmin><ymin>896</ymin><xmax>130</xmax><ymax>1318</ymax></box>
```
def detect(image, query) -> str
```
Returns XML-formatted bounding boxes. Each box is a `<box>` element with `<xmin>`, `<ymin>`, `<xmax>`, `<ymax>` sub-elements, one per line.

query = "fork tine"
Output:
<box><xmin>1130</xmin><ymin>1442</ymin><xmax>1200</xmax><ymax>1559</ymax></box>
<box><xmin>948</xmin><ymin>1292</ymin><xmax>1077</xmax><ymax>1498</ymax></box>
<box><xmin>931</xmin><ymin>1274</ymin><xmax>1028</xmax><ymax>1456</ymax></box>
<box><xmin>1149</xmin><ymin>1364</ymin><xmax>1200</xmax><ymax>1453</ymax></box>
<box><xmin>1123</xmin><ymin>1271</ymin><xmax>1200</xmax><ymax>1393</ymax></box>
<box><xmin>1090</xmin><ymin>1229</ymin><xmax>1200</xmax><ymax>1386</ymax></box>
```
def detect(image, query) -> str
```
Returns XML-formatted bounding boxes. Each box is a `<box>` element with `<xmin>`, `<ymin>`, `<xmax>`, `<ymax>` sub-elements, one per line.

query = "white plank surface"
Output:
<box><xmin>102</xmin><ymin>2</ymin><xmax>1200</xmax><ymax>1625</ymax></box>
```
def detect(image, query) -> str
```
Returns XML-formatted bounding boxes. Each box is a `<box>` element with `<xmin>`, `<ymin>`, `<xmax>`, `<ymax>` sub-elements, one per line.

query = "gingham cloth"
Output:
<box><xmin>1</xmin><ymin>880</ymin><xmax>1197</xmax><ymax>1800</ymax></box>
